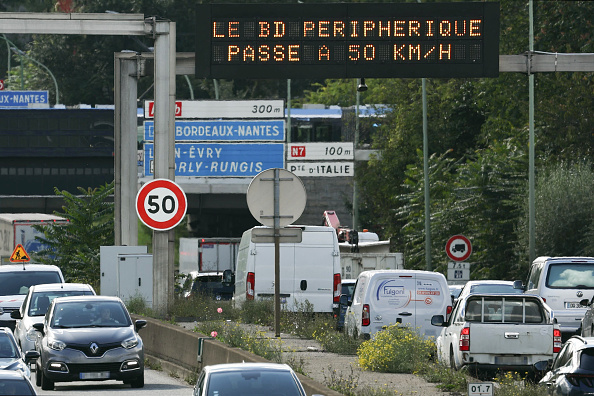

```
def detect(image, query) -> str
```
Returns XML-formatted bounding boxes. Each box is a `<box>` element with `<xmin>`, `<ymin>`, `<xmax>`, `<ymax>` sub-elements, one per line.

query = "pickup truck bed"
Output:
<box><xmin>433</xmin><ymin>293</ymin><xmax>561</xmax><ymax>377</ymax></box>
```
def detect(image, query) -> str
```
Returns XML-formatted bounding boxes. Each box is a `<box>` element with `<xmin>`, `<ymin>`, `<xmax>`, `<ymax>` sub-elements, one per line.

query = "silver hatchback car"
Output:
<box><xmin>33</xmin><ymin>295</ymin><xmax>146</xmax><ymax>390</ymax></box>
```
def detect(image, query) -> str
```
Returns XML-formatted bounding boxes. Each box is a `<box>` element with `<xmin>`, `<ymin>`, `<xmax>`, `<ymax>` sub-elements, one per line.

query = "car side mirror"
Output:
<box><xmin>135</xmin><ymin>319</ymin><xmax>147</xmax><ymax>332</ymax></box>
<box><xmin>10</xmin><ymin>311</ymin><xmax>22</xmax><ymax>320</ymax></box>
<box><xmin>513</xmin><ymin>280</ymin><xmax>524</xmax><ymax>290</ymax></box>
<box><xmin>222</xmin><ymin>269</ymin><xmax>234</xmax><ymax>286</ymax></box>
<box><xmin>24</xmin><ymin>350</ymin><xmax>39</xmax><ymax>364</ymax></box>
<box><xmin>32</xmin><ymin>323</ymin><xmax>44</xmax><ymax>335</ymax></box>
<box><xmin>431</xmin><ymin>315</ymin><xmax>445</xmax><ymax>326</ymax></box>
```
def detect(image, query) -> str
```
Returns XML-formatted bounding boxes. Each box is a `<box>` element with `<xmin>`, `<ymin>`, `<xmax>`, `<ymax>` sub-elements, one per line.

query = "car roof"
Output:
<box><xmin>204</xmin><ymin>362</ymin><xmax>294</xmax><ymax>374</ymax></box>
<box><xmin>51</xmin><ymin>295</ymin><xmax>122</xmax><ymax>304</ymax></box>
<box><xmin>0</xmin><ymin>264</ymin><xmax>61</xmax><ymax>272</ymax></box>
<box><xmin>465</xmin><ymin>280</ymin><xmax>515</xmax><ymax>286</ymax></box>
<box><xmin>341</xmin><ymin>279</ymin><xmax>356</xmax><ymax>284</ymax></box>
<box><xmin>30</xmin><ymin>283</ymin><xmax>94</xmax><ymax>292</ymax></box>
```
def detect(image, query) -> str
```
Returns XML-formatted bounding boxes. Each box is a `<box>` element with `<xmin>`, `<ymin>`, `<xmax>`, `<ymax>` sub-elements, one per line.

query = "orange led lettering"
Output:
<box><xmin>363</xmin><ymin>21</ymin><xmax>375</xmax><ymax>37</ymax></box>
<box><xmin>334</xmin><ymin>21</ymin><xmax>345</xmax><ymax>37</ymax></box>
<box><xmin>350</xmin><ymin>21</ymin><xmax>359</xmax><ymax>37</ymax></box>
<box><xmin>259</xmin><ymin>22</ymin><xmax>270</xmax><ymax>37</ymax></box>
<box><xmin>274</xmin><ymin>21</ymin><xmax>285</xmax><ymax>38</ymax></box>
<box><xmin>424</xmin><ymin>46</ymin><xmax>435</xmax><ymax>59</ymax></box>
<box><xmin>319</xmin><ymin>21</ymin><xmax>330</xmax><ymax>37</ymax></box>
<box><xmin>303</xmin><ymin>21</ymin><xmax>315</xmax><ymax>37</ymax></box>
<box><xmin>394</xmin><ymin>44</ymin><xmax>405</xmax><ymax>60</ymax></box>
<box><xmin>409</xmin><ymin>44</ymin><xmax>421</xmax><ymax>60</ymax></box>
<box><xmin>364</xmin><ymin>44</ymin><xmax>375</xmax><ymax>60</ymax></box>
<box><xmin>439</xmin><ymin>43</ymin><xmax>451</xmax><ymax>60</ymax></box>
<box><xmin>470</xmin><ymin>19</ymin><xmax>481</xmax><ymax>36</ymax></box>
<box><xmin>455</xmin><ymin>20</ymin><xmax>466</xmax><ymax>36</ymax></box>
<box><xmin>348</xmin><ymin>44</ymin><xmax>360</xmax><ymax>60</ymax></box>
<box><xmin>378</xmin><ymin>21</ymin><xmax>390</xmax><ymax>37</ymax></box>
<box><xmin>229</xmin><ymin>21</ymin><xmax>239</xmax><ymax>38</ymax></box>
<box><xmin>228</xmin><ymin>45</ymin><xmax>240</xmax><ymax>61</ymax></box>
<box><xmin>213</xmin><ymin>22</ymin><xmax>224</xmax><ymax>38</ymax></box>
<box><xmin>409</xmin><ymin>20</ymin><xmax>420</xmax><ymax>37</ymax></box>
<box><xmin>394</xmin><ymin>20</ymin><xmax>405</xmax><ymax>37</ymax></box>
<box><xmin>319</xmin><ymin>45</ymin><xmax>330</xmax><ymax>60</ymax></box>
<box><xmin>289</xmin><ymin>44</ymin><xmax>300</xmax><ymax>61</ymax></box>
<box><xmin>243</xmin><ymin>46</ymin><xmax>255</xmax><ymax>61</ymax></box>
<box><xmin>274</xmin><ymin>45</ymin><xmax>285</xmax><ymax>61</ymax></box>
<box><xmin>426</xmin><ymin>20</ymin><xmax>434</xmax><ymax>36</ymax></box>
<box><xmin>259</xmin><ymin>45</ymin><xmax>270</xmax><ymax>61</ymax></box>
<box><xmin>439</xmin><ymin>20</ymin><xmax>451</xmax><ymax>37</ymax></box>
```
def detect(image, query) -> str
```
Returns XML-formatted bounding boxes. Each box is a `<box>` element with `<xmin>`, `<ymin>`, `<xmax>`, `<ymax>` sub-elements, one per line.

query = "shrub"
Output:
<box><xmin>357</xmin><ymin>324</ymin><xmax>435</xmax><ymax>373</ymax></box>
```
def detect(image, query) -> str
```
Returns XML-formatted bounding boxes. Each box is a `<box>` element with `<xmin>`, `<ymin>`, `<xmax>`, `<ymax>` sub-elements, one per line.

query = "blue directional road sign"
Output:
<box><xmin>0</xmin><ymin>90</ymin><xmax>48</xmax><ymax>108</ymax></box>
<box><xmin>144</xmin><ymin>120</ymin><xmax>285</xmax><ymax>142</ymax></box>
<box><xmin>144</xmin><ymin>142</ymin><xmax>284</xmax><ymax>177</ymax></box>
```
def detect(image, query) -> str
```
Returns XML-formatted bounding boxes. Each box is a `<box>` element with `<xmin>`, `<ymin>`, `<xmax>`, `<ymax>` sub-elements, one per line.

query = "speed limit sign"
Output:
<box><xmin>136</xmin><ymin>179</ymin><xmax>187</xmax><ymax>231</ymax></box>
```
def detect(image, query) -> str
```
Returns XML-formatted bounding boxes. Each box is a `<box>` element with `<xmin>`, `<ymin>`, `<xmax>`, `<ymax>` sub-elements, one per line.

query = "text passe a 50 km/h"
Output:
<box><xmin>195</xmin><ymin>2</ymin><xmax>499</xmax><ymax>79</ymax></box>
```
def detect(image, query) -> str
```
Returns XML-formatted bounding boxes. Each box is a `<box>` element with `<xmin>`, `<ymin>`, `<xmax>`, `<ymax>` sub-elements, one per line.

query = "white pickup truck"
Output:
<box><xmin>431</xmin><ymin>293</ymin><xmax>561</xmax><ymax>377</ymax></box>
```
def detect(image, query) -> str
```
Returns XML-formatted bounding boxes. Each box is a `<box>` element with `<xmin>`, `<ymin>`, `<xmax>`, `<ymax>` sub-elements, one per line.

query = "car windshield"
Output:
<box><xmin>207</xmin><ymin>369</ymin><xmax>302</xmax><ymax>396</ymax></box>
<box><xmin>0</xmin><ymin>379</ymin><xmax>34</xmax><ymax>395</ymax></box>
<box><xmin>0</xmin><ymin>271</ymin><xmax>61</xmax><ymax>296</ymax></box>
<box><xmin>28</xmin><ymin>290</ymin><xmax>94</xmax><ymax>316</ymax></box>
<box><xmin>546</xmin><ymin>264</ymin><xmax>594</xmax><ymax>288</ymax></box>
<box><xmin>50</xmin><ymin>301</ymin><xmax>131</xmax><ymax>328</ymax></box>
<box><xmin>0</xmin><ymin>333</ymin><xmax>19</xmax><ymax>359</ymax></box>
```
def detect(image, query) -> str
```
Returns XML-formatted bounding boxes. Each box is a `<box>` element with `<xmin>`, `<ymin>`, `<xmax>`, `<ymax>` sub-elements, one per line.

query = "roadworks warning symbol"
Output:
<box><xmin>10</xmin><ymin>244</ymin><xmax>30</xmax><ymax>263</ymax></box>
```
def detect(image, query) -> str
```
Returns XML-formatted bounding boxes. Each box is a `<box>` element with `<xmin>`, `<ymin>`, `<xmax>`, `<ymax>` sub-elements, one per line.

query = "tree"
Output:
<box><xmin>33</xmin><ymin>182</ymin><xmax>115</xmax><ymax>290</ymax></box>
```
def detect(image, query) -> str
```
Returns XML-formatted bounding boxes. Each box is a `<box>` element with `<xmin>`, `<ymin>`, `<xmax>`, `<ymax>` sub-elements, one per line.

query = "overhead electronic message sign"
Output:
<box><xmin>196</xmin><ymin>2</ymin><xmax>500</xmax><ymax>79</ymax></box>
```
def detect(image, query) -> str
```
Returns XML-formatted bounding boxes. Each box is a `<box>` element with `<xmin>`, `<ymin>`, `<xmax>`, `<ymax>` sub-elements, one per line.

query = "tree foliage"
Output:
<box><xmin>33</xmin><ymin>182</ymin><xmax>115</xmax><ymax>290</ymax></box>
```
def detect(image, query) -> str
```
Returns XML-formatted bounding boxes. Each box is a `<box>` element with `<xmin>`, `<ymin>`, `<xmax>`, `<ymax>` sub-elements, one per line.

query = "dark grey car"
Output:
<box><xmin>33</xmin><ymin>295</ymin><xmax>146</xmax><ymax>390</ymax></box>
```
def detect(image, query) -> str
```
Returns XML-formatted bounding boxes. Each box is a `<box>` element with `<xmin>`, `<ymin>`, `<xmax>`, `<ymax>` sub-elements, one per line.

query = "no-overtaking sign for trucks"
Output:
<box><xmin>136</xmin><ymin>179</ymin><xmax>187</xmax><ymax>231</ymax></box>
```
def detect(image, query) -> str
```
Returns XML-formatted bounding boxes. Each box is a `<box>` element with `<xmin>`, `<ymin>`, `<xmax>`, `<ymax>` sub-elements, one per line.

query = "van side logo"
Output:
<box><xmin>375</xmin><ymin>279</ymin><xmax>411</xmax><ymax>308</ymax></box>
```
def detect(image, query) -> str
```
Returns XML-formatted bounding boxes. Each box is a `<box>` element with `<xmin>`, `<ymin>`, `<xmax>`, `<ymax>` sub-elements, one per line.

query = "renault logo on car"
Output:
<box><xmin>90</xmin><ymin>342</ymin><xmax>99</xmax><ymax>354</ymax></box>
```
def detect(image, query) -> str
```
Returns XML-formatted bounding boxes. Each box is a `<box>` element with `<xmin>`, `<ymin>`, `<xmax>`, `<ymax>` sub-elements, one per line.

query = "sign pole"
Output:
<box><xmin>274</xmin><ymin>168</ymin><xmax>281</xmax><ymax>337</ymax></box>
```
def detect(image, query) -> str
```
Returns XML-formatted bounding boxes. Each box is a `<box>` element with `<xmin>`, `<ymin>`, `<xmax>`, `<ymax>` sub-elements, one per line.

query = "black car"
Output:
<box><xmin>336</xmin><ymin>279</ymin><xmax>356</xmax><ymax>331</ymax></box>
<box><xmin>0</xmin><ymin>370</ymin><xmax>37</xmax><ymax>395</ymax></box>
<box><xmin>540</xmin><ymin>335</ymin><xmax>594</xmax><ymax>395</ymax></box>
<box><xmin>185</xmin><ymin>273</ymin><xmax>234</xmax><ymax>301</ymax></box>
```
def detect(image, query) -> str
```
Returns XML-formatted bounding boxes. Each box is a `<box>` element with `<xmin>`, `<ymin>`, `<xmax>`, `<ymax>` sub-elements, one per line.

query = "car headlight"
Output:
<box><xmin>48</xmin><ymin>339</ymin><xmax>66</xmax><ymax>351</ymax></box>
<box><xmin>121</xmin><ymin>336</ymin><xmax>139</xmax><ymax>349</ymax></box>
<box><xmin>26</xmin><ymin>327</ymin><xmax>39</xmax><ymax>342</ymax></box>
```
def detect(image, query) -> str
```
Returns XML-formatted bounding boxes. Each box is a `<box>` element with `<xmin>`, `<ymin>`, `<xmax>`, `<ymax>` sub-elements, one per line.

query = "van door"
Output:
<box><xmin>414</xmin><ymin>275</ymin><xmax>447</xmax><ymax>338</ymax></box>
<box><xmin>292</xmin><ymin>230</ymin><xmax>335</xmax><ymax>313</ymax></box>
<box><xmin>254</xmin><ymin>243</ymin><xmax>295</xmax><ymax>309</ymax></box>
<box><xmin>369</xmin><ymin>275</ymin><xmax>417</xmax><ymax>335</ymax></box>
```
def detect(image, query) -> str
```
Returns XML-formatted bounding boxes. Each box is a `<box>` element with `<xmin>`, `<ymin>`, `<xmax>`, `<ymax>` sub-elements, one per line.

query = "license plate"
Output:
<box><xmin>494</xmin><ymin>356</ymin><xmax>527</xmax><ymax>365</ymax></box>
<box><xmin>80</xmin><ymin>371</ymin><xmax>110</xmax><ymax>380</ymax></box>
<box><xmin>566</xmin><ymin>302</ymin><xmax>584</xmax><ymax>309</ymax></box>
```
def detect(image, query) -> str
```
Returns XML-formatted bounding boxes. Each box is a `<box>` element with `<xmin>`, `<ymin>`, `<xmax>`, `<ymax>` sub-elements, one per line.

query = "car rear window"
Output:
<box><xmin>465</xmin><ymin>297</ymin><xmax>544</xmax><ymax>323</ymax></box>
<box><xmin>207</xmin><ymin>370</ymin><xmax>302</xmax><ymax>396</ymax></box>
<box><xmin>580</xmin><ymin>349</ymin><xmax>594</xmax><ymax>369</ymax></box>
<box><xmin>546</xmin><ymin>264</ymin><xmax>594</xmax><ymax>289</ymax></box>
<box><xmin>0</xmin><ymin>271</ymin><xmax>62</xmax><ymax>296</ymax></box>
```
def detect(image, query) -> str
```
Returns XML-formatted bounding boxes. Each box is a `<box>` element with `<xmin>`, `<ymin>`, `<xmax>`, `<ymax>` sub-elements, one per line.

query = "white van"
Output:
<box><xmin>525</xmin><ymin>256</ymin><xmax>594</xmax><ymax>338</ymax></box>
<box><xmin>232</xmin><ymin>225</ymin><xmax>341</xmax><ymax>313</ymax></box>
<box><xmin>344</xmin><ymin>269</ymin><xmax>451</xmax><ymax>339</ymax></box>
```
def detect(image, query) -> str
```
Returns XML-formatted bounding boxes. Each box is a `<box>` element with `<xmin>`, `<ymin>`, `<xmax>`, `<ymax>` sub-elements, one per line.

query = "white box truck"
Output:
<box><xmin>179</xmin><ymin>237</ymin><xmax>240</xmax><ymax>274</ymax></box>
<box><xmin>232</xmin><ymin>225</ymin><xmax>342</xmax><ymax>313</ymax></box>
<box><xmin>0</xmin><ymin>213</ymin><xmax>69</xmax><ymax>263</ymax></box>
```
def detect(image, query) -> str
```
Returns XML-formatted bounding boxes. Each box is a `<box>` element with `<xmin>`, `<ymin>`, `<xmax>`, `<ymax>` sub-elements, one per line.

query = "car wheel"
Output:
<box><xmin>449</xmin><ymin>346</ymin><xmax>456</xmax><ymax>370</ymax></box>
<box><xmin>40</xmin><ymin>369</ymin><xmax>54</xmax><ymax>391</ymax></box>
<box><xmin>130</xmin><ymin>372</ymin><xmax>144</xmax><ymax>388</ymax></box>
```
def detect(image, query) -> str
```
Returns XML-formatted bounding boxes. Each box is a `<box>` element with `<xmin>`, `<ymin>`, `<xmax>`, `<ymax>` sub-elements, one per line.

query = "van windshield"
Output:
<box><xmin>546</xmin><ymin>264</ymin><xmax>594</xmax><ymax>289</ymax></box>
<box><xmin>0</xmin><ymin>271</ymin><xmax>61</xmax><ymax>296</ymax></box>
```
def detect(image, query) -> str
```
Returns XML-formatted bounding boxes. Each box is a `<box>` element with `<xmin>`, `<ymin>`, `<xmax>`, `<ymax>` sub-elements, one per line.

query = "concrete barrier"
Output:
<box><xmin>132</xmin><ymin>315</ymin><xmax>342</xmax><ymax>396</ymax></box>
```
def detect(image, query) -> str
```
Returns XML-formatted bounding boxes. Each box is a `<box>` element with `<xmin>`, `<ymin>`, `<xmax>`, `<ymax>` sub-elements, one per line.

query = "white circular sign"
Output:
<box><xmin>246</xmin><ymin>168</ymin><xmax>306</xmax><ymax>227</ymax></box>
<box><xmin>136</xmin><ymin>179</ymin><xmax>187</xmax><ymax>231</ymax></box>
<box><xmin>446</xmin><ymin>235</ymin><xmax>472</xmax><ymax>262</ymax></box>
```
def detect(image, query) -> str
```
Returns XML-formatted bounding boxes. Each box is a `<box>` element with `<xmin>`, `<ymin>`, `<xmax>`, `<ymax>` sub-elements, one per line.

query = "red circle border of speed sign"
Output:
<box><xmin>445</xmin><ymin>235</ymin><xmax>472</xmax><ymax>262</ymax></box>
<box><xmin>136</xmin><ymin>179</ymin><xmax>187</xmax><ymax>231</ymax></box>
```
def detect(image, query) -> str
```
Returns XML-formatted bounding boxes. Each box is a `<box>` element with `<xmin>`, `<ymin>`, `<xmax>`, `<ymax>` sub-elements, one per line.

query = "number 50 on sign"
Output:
<box><xmin>136</xmin><ymin>179</ymin><xmax>187</xmax><ymax>231</ymax></box>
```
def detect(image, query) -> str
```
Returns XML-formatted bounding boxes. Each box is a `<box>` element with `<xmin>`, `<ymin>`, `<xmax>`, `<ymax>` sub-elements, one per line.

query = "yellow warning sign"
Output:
<box><xmin>10</xmin><ymin>244</ymin><xmax>30</xmax><ymax>263</ymax></box>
